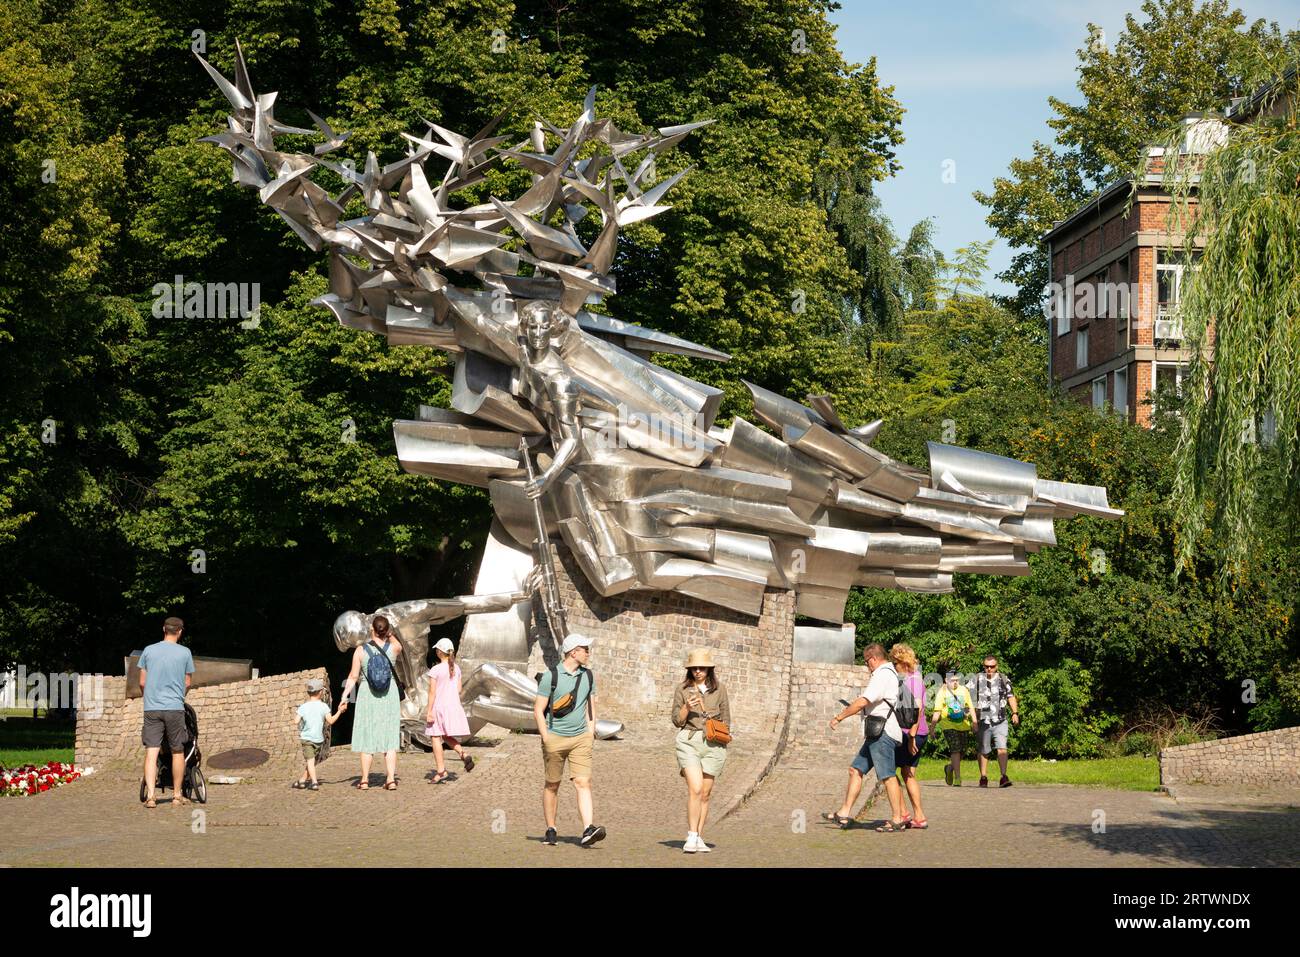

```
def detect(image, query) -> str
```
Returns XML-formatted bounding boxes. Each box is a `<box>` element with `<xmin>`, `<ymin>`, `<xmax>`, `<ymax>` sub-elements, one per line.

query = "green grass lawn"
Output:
<box><xmin>0</xmin><ymin>716</ymin><xmax>76</xmax><ymax>768</ymax></box>
<box><xmin>910</xmin><ymin>755</ymin><xmax>1159</xmax><ymax>791</ymax></box>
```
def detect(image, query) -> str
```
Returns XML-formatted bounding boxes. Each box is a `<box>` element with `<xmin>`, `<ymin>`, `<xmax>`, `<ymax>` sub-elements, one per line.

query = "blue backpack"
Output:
<box><xmin>945</xmin><ymin>686</ymin><xmax>967</xmax><ymax>723</ymax></box>
<box><xmin>363</xmin><ymin>639</ymin><xmax>393</xmax><ymax>695</ymax></box>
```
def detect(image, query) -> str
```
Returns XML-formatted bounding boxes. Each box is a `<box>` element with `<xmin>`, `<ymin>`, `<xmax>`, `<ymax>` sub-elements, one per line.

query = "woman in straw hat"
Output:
<box><xmin>671</xmin><ymin>648</ymin><xmax>731</xmax><ymax>854</ymax></box>
<box><xmin>425</xmin><ymin>637</ymin><xmax>474</xmax><ymax>784</ymax></box>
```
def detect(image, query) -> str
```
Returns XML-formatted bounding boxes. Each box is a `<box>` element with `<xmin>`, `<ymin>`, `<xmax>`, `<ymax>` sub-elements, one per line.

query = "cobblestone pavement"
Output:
<box><xmin>1163</xmin><ymin>784</ymin><xmax>1300</xmax><ymax>809</ymax></box>
<box><xmin>2</xmin><ymin>732</ymin><xmax>1297</xmax><ymax>867</ymax></box>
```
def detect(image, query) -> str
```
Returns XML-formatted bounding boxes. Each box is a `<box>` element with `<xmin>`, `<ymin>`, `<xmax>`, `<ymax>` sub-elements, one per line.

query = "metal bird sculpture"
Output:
<box><xmin>197</xmin><ymin>44</ymin><xmax>1122</xmax><ymax>738</ymax></box>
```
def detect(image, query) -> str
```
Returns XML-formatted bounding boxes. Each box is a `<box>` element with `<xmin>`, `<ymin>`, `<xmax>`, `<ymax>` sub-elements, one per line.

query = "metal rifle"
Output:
<box><xmin>519</xmin><ymin>437</ymin><xmax>568</xmax><ymax>639</ymax></box>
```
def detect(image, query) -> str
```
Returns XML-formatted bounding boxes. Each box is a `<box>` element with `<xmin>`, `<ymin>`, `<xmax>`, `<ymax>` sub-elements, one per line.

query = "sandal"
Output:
<box><xmin>906</xmin><ymin>818</ymin><xmax>929</xmax><ymax>829</ymax></box>
<box><xmin>144</xmin><ymin>798</ymin><xmax>157</xmax><ymax>809</ymax></box>
<box><xmin>307</xmin><ymin>782</ymin><xmax>320</xmax><ymax>791</ymax></box>
<box><xmin>820</xmin><ymin>811</ymin><xmax>853</xmax><ymax>828</ymax></box>
<box><xmin>384</xmin><ymin>780</ymin><xmax>398</xmax><ymax>791</ymax></box>
<box><xmin>430</xmin><ymin>771</ymin><xmax>449</xmax><ymax>784</ymax></box>
<box><xmin>357</xmin><ymin>781</ymin><xmax>370</xmax><ymax>790</ymax></box>
<box><xmin>875</xmin><ymin>820</ymin><xmax>906</xmax><ymax>833</ymax></box>
<box><xmin>463</xmin><ymin>755</ymin><xmax>475</xmax><ymax>773</ymax></box>
<box><xmin>292</xmin><ymin>780</ymin><xmax>309</xmax><ymax>789</ymax></box>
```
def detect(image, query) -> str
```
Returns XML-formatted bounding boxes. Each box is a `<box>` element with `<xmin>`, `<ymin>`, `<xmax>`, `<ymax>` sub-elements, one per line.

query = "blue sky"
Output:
<box><xmin>828</xmin><ymin>0</ymin><xmax>1300</xmax><ymax>295</ymax></box>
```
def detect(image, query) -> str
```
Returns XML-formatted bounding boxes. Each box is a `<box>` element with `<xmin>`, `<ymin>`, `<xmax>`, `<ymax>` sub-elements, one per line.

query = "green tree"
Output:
<box><xmin>849</xmin><ymin>285</ymin><xmax>1300</xmax><ymax>755</ymax></box>
<box><xmin>814</xmin><ymin>160</ymin><xmax>940</xmax><ymax>351</ymax></box>
<box><xmin>0</xmin><ymin>0</ymin><xmax>910</xmax><ymax>674</ymax></box>
<box><xmin>1152</xmin><ymin>69</ymin><xmax>1300</xmax><ymax>578</ymax></box>
<box><xmin>975</xmin><ymin>0</ymin><xmax>1299</xmax><ymax>318</ymax></box>
<box><xmin>0</xmin><ymin>1</ymin><xmax>138</xmax><ymax>673</ymax></box>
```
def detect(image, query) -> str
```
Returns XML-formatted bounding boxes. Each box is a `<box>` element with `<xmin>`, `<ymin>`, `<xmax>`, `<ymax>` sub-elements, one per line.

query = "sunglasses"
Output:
<box><xmin>984</xmin><ymin>664</ymin><xmax>998</xmax><ymax>670</ymax></box>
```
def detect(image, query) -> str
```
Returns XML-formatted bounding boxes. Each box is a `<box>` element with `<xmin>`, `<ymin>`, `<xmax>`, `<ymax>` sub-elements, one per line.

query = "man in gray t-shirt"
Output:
<box><xmin>139</xmin><ymin>616</ymin><xmax>195</xmax><ymax>808</ymax></box>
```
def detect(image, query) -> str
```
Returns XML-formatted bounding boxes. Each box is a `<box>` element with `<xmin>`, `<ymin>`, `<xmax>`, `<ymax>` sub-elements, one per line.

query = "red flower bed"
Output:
<box><xmin>0</xmin><ymin>761</ymin><xmax>92</xmax><ymax>797</ymax></box>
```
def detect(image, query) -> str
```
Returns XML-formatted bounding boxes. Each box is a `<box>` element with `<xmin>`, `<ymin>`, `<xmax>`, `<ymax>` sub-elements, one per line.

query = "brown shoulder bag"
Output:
<box><xmin>703</xmin><ymin>693</ymin><xmax>731</xmax><ymax>745</ymax></box>
<box><xmin>705</xmin><ymin>716</ymin><xmax>732</xmax><ymax>745</ymax></box>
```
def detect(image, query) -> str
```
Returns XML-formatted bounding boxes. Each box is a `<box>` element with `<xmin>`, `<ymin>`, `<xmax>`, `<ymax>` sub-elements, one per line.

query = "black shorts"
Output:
<box><xmin>142</xmin><ymin>710</ymin><xmax>187</xmax><ymax>750</ymax></box>
<box><xmin>895</xmin><ymin>732</ymin><xmax>926</xmax><ymax>768</ymax></box>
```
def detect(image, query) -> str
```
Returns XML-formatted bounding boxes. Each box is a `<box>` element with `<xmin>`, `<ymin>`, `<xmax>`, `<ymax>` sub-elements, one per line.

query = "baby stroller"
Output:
<box><xmin>139</xmin><ymin>702</ymin><xmax>207</xmax><ymax>804</ymax></box>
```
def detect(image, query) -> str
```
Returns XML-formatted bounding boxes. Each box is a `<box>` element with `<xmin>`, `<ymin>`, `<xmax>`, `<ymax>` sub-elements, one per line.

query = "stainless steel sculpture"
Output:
<box><xmin>199</xmin><ymin>44</ymin><xmax>1122</xmax><ymax>735</ymax></box>
<box><xmin>330</xmin><ymin>582</ymin><xmax>624</xmax><ymax>746</ymax></box>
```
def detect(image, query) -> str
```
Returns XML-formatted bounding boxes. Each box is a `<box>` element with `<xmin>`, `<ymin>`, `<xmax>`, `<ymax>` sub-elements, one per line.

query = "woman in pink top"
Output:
<box><xmin>425</xmin><ymin>638</ymin><xmax>474</xmax><ymax>783</ymax></box>
<box><xmin>889</xmin><ymin>643</ymin><xmax>928</xmax><ymax>829</ymax></box>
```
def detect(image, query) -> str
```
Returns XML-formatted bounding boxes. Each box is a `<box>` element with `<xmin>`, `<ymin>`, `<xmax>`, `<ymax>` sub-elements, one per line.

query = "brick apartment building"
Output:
<box><xmin>1042</xmin><ymin>117</ymin><xmax>1218</xmax><ymax>427</ymax></box>
<box><xmin>1044</xmin><ymin>72</ymin><xmax>1295</xmax><ymax>427</ymax></box>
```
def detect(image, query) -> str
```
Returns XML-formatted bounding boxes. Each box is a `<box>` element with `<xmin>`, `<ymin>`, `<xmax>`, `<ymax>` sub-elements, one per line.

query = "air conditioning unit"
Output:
<box><xmin>1154</xmin><ymin>318</ymin><xmax>1184</xmax><ymax>341</ymax></box>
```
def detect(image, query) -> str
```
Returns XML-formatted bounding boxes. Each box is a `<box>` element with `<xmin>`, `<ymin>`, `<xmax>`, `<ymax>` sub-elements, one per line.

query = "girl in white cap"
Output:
<box><xmin>672</xmin><ymin>648</ymin><xmax>731</xmax><ymax>853</ymax></box>
<box><xmin>426</xmin><ymin>637</ymin><xmax>474</xmax><ymax>783</ymax></box>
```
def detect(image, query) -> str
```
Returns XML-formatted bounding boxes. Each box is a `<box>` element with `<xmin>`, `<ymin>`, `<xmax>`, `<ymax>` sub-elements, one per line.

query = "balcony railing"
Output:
<box><xmin>1154</xmin><ymin>315</ymin><xmax>1184</xmax><ymax>341</ymax></box>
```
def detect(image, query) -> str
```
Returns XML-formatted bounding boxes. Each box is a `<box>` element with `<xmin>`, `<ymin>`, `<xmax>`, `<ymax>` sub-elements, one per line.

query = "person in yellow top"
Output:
<box><xmin>931</xmin><ymin>671</ymin><xmax>975</xmax><ymax>786</ymax></box>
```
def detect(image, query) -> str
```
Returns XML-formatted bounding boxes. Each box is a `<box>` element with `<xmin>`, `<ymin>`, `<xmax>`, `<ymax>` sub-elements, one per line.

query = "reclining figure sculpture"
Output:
<box><xmin>198</xmin><ymin>43</ymin><xmax>1122</xmax><ymax>742</ymax></box>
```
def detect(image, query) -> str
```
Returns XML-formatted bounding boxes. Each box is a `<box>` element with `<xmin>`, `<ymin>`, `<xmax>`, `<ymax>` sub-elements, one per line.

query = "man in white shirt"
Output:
<box><xmin>824</xmin><ymin>643</ymin><xmax>906</xmax><ymax>831</ymax></box>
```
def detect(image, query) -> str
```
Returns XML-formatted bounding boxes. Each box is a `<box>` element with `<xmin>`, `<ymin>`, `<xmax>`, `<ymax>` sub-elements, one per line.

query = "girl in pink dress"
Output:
<box><xmin>426</xmin><ymin>638</ymin><xmax>474</xmax><ymax>783</ymax></box>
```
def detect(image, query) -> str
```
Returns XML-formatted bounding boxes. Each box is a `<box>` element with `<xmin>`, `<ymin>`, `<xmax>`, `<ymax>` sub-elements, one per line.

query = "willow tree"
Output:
<box><xmin>1155</xmin><ymin>67</ymin><xmax>1300</xmax><ymax>575</ymax></box>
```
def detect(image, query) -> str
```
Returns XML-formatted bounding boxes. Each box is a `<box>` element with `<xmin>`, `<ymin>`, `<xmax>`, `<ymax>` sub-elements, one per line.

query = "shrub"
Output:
<box><xmin>1013</xmin><ymin>659</ymin><xmax>1117</xmax><ymax>758</ymax></box>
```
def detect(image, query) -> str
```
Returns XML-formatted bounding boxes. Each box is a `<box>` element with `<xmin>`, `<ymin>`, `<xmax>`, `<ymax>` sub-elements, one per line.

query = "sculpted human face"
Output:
<box><xmin>524</xmin><ymin>306</ymin><xmax>553</xmax><ymax>354</ymax></box>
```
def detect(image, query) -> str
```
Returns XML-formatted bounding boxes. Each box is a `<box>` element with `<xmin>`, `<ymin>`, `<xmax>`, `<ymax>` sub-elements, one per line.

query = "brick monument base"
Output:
<box><xmin>524</xmin><ymin>547</ymin><xmax>874</xmax><ymax>748</ymax></box>
<box><xmin>526</xmin><ymin>548</ymin><xmax>798</xmax><ymax>736</ymax></box>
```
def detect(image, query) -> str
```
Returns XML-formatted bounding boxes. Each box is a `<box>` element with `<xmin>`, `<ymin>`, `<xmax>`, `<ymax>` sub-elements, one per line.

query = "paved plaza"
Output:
<box><xmin>2</xmin><ymin>728</ymin><xmax>1297</xmax><ymax>867</ymax></box>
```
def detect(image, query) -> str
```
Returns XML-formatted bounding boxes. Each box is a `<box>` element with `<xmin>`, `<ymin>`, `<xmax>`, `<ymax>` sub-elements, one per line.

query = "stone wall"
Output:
<box><xmin>1160</xmin><ymin>727</ymin><xmax>1300</xmax><ymax>788</ymax></box>
<box><xmin>528</xmin><ymin>548</ymin><xmax>797</xmax><ymax>737</ymax></box>
<box><xmin>787</xmin><ymin>660</ymin><xmax>874</xmax><ymax>752</ymax></box>
<box><xmin>75</xmin><ymin>668</ymin><xmax>327</xmax><ymax>768</ymax></box>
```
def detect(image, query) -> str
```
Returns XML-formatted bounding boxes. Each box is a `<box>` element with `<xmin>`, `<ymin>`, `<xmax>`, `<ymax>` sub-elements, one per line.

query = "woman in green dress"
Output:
<box><xmin>341</xmin><ymin>615</ymin><xmax>404</xmax><ymax>790</ymax></box>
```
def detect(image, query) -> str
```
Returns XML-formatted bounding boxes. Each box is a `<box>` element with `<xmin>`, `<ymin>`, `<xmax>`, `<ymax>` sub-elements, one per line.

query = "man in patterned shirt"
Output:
<box><xmin>969</xmin><ymin>656</ymin><xmax>1020</xmax><ymax>788</ymax></box>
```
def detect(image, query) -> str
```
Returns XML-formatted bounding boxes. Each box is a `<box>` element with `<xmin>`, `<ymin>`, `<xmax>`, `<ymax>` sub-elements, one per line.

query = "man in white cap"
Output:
<box><xmin>533</xmin><ymin>632</ymin><xmax>606</xmax><ymax>847</ymax></box>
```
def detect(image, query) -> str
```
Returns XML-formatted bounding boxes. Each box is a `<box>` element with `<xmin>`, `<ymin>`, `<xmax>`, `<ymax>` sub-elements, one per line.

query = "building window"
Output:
<box><xmin>1114</xmin><ymin>367</ymin><xmax>1129</xmax><ymax>416</ymax></box>
<box><xmin>1113</xmin><ymin>257</ymin><xmax>1130</xmax><ymax>329</ymax></box>
<box><xmin>1155</xmin><ymin>250</ymin><xmax>1192</xmax><ymax>340</ymax></box>
<box><xmin>1056</xmin><ymin>279</ymin><xmax>1071</xmax><ymax>336</ymax></box>
<box><xmin>1156</xmin><ymin>257</ymin><xmax>1181</xmax><ymax>316</ymax></box>
<box><xmin>1092</xmin><ymin>376</ymin><xmax>1107</xmax><ymax>409</ymax></box>
<box><xmin>1153</xmin><ymin>362</ymin><xmax>1189</xmax><ymax>412</ymax></box>
<box><xmin>1076</xmin><ymin>328</ymin><xmax>1089</xmax><ymax>370</ymax></box>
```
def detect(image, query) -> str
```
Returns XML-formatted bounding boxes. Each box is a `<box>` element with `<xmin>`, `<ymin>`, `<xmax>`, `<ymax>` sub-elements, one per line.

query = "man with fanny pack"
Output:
<box><xmin>825</xmin><ymin>643</ymin><xmax>906</xmax><ymax>832</ymax></box>
<box><xmin>533</xmin><ymin>632</ymin><xmax>607</xmax><ymax>847</ymax></box>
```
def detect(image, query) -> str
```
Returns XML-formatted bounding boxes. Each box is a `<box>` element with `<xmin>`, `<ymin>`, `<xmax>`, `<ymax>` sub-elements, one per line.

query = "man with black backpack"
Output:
<box><xmin>969</xmin><ymin>656</ymin><xmax>1020</xmax><ymax>788</ymax></box>
<box><xmin>533</xmin><ymin>633</ymin><xmax>607</xmax><ymax>847</ymax></box>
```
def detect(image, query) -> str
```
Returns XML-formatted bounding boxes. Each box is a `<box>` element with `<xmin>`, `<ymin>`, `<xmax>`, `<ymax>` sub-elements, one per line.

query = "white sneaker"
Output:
<box><xmin>695</xmin><ymin>837</ymin><xmax>711</xmax><ymax>853</ymax></box>
<box><xmin>683</xmin><ymin>833</ymin><xmax>699</xmax><ymax>853</ymax></box>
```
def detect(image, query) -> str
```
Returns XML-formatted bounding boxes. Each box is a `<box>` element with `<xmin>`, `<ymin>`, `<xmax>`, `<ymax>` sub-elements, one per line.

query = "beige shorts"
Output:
<box><xmin>675</xmin><ymin>728</ymin><xmax>728</xmax><ymax>777</ymax></box>
<box><xmin>542</xmin><ymin>728</ymin><xmax>594</xmax><ymax>784</ymax></box>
